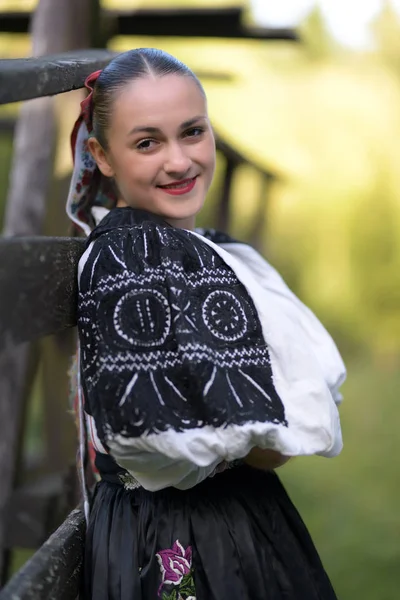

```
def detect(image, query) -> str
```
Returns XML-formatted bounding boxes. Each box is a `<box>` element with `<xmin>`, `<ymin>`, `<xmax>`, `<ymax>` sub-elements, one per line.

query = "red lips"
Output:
<box><xmin>157</xmin><ymin>176</ymin><xmax>198</xmax><ymax>196</ymax></box>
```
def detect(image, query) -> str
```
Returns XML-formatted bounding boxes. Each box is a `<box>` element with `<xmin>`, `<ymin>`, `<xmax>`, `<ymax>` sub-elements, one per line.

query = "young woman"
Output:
<box><xmin>67</xmin><ymin>48</ymin><xmax>346</xmax><ymax>600</ymax></box>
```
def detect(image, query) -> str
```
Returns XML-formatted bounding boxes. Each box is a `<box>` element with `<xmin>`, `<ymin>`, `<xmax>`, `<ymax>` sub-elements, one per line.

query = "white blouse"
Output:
<box><xmin>77</xmin><ymin>212</ymin><xmax>346</xmax><ymax>492</ymax></box>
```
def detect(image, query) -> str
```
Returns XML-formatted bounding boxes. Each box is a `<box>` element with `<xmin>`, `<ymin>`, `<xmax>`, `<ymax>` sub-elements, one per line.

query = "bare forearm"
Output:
<box><xmin>243</xmin><ymin>447</ymin><xmax>290</xmax><ymax>471</ymax></box>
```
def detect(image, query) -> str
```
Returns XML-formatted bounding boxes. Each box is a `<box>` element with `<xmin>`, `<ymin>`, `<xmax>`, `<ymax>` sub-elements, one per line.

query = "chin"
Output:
<box><xmin>160</xmin><ymin>198</ymin><xmax>204</xmax><ymax>222</ymax></box>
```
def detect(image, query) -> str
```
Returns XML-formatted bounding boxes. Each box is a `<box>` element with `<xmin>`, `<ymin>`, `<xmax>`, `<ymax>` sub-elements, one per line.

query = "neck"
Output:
<box><xmin>165</xmin><ymin>216</ymin><xmax>196</xmax><ymax>231</ymax></box>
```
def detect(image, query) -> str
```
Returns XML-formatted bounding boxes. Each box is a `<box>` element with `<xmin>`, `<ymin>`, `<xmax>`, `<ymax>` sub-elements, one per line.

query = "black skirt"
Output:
<box><xmin>83</xmin><ymin>464</ymin><xmax>337</xmax><ymax>600</ymax></box>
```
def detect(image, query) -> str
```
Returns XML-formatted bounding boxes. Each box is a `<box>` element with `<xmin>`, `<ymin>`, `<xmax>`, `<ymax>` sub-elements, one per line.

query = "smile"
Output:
<box><xmin>158</xmin><ymin>176</ymin><xmax>198</xmax><ymax>196</ymax></box>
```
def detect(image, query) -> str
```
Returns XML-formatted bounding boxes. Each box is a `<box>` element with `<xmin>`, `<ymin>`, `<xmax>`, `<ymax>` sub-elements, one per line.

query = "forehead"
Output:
<box><xmin>111</xmin><ymin>74</ymin><xmax>207</xmax><ymax>130</ymax></box>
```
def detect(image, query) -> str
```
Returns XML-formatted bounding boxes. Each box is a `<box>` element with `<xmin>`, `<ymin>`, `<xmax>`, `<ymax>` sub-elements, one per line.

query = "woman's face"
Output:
<box><xmin>90</xmin><ymin>74</ymin><xmax>216</xmax><ymax>229</ymax></box>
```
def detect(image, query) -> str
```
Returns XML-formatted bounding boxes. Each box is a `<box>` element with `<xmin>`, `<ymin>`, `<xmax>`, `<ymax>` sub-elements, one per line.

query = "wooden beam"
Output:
<box><xmin>0</xmin><ymin>342</ymin><xmax>39</xmax><ymax>586</ymax></box>
<box><xmin>215</xmin><ymin>137</ymin><xmax>270</xmax><ymax>177</ymax></box>
<box><xmin>0</xmin><ymin>237</ymin><xmax>85</xmax><ymax>351</ymax></box>
<box><xmin>0</xmin><ymin>8</ymin><xmax>299</xmax><ymax>41</ymax></box>
<box><xmin>0</xmin><ymin>50</ymin><xmax>117</xmax><ymax>105</ymax></box>
<box><xmin>217</xmin><ymin>156</ymin><xmax>238</xmax><ymax>233</ymax></box>
<box><xmin>248</xmin><ymin>172</ymin><xmax>274</xmax><ymax>250</ymax></box>
<box><xmin>0</xmin><ymin>50</ymin><xmax>233</xmax><ymax>106</ymax></box>
<box><xmin>0</xmin><ymin>1</ymin><xmax>86</xmax><ymax>579</ymax></box>
<box><xmin>111</xmin><ymin>8</ymin><xmax>299</xmax><ymax>40</ymax></box>
<box><xmin>0</xmin><ymin>508</ymin><xmax>85</xmax><ymax>600</ymax></box>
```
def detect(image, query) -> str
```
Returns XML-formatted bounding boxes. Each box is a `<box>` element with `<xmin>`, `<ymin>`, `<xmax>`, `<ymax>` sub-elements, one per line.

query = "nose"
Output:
<box><xmin>163</xmin><ymin>142</ymin><xmax>192</xmax><ymax>176</ymax></box>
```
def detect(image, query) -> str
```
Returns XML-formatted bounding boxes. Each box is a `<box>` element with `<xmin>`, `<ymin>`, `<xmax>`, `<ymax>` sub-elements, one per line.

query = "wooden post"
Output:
<box><xmin>0</xmin><ymin>343</ymin><xmax>40</xmax><ymax>585</ymax></box>
<box><xmin>0</xmin><ymin>0</ymin><xmax>96</xmax><ymax>585</ymax></box>
<box><xmin>216</xmin><ymin>156</ymin><xmax>237</xmax><ymax>233</ymax></box>
<box><xmin>40</xmin><ymin>0</ymin><xmax>103</xmax><ymax>489</ymax></box>
<box><xmin>249</xmin><ymin>172</ymin><xmax>274</xmax><ymax>251</ymax></box>
<box><xmin>0</xmin><ymin>508</ymin><xmax>85</xmax><ymax>600</ymax></box>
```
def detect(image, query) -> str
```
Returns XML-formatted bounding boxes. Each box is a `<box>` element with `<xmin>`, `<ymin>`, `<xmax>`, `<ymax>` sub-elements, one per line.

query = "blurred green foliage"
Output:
<box><xmin>1</xmin><ymin>1</ymin><xmax>400</xmax><ymax>597</ymax></box>
<box><xmin>282</xmin><ymin>359</ymin><xmax>400</xmax><ymax>600</ymax></box>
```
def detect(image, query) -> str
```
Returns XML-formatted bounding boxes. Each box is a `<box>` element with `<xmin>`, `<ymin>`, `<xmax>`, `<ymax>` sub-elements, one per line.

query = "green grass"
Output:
<box><xmin>281</xmin><ymin>356</ymin><xmax>400</xmax><ymax>600</ymax></box>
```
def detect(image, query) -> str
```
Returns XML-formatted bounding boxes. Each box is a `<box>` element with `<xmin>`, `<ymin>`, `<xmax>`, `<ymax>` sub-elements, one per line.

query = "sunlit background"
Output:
<box><xmin>1</xmin><ymin>1</ymin><xmax>400</xmax><ymax>598</ymax></box>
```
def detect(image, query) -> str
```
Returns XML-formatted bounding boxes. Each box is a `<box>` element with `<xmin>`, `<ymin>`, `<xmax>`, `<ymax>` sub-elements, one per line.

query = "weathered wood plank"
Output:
<box><xmin>0</xmin><ymin>7</ymin><xmax>299</xmax><ymax>41</ymax></box>
<box><xmin>112</xmin><ymin>7</ymin><xmax>299</xmax><ymax>40</ymax></box>
<box><xmin>215</xmin><ymin>137</ymin><xmax>276</xmax><ymax>178</ymax></box>
<box><xmin>249</xmin><ymin>172</ymin><xmax>274</xmax><ymax>250</ymax></box>
<box><xmin>0</xmin><ymin>51</ymin><xmax>234</xmax><ymax>106</ymax></box>
<box><xmin>0</xmin><ymin>508</ymin><xmax>85</xmax><ymax>600</ymax></box>
<box><xmin>0</xmin><ymin>49</ymin><xmax>116</xmax><ymax>105</ymax></box>
<box><xmin>0</xmin><ymin>342</ymin><xmax>39</xmax><ymax>586</ymax></box>
<box><xmin>0</xmin><ymin>1</ymin><xmax>93</xmax><ymax>581</ymax></box>
<box><xmin>0</xmin><ymin>237</ymin><xmax>85</xmax><ymax>351</ymax></box>
<box><xmin>217</xmin><ymin>155</ymin><xmax>237</xmax><ymax>233</ymax></box>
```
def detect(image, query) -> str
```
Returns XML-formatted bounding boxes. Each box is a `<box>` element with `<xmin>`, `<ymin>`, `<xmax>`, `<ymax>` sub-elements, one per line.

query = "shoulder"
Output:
<box><xmin>86</xmin><ymin>207</ymin><xmax>170</xmax><ymax>249</ymax></box>
<box><xmin>78</xmin><ymin>208</ymin><xmax>224</xmax><ymax>290</ymax></box>
<box><xmin>195</xmin><ymin>227</ymin><xmax>241</xmax><ymax>245</ymax></box>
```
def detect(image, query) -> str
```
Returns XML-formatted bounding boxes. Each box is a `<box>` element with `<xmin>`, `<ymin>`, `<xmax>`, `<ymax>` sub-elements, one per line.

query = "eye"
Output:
<box><xmin>183</xmin><ymin>127</ymin><xmax>205</xmax><ymax>139</ymax></box>
<box><xmin>136</xmin><ymin>139</ymin><xmax>158</xmax><ymax>152</ymax></box>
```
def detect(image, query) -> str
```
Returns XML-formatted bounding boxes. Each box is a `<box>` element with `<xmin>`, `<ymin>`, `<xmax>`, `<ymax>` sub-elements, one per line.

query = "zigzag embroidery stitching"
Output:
<box><xmin>85</xmin><ymin>346</ymin><xmax>272</xmax><ymax>387</ymax></box>
<box><xmin>81</xmin><ymin>266</ymin><xmax>238</xmax><ymax>296</ymax></box>
<box><xmin>86</xmin><ymin>343</ymin><xmax>269</xmax><ymax>362</ymax></box>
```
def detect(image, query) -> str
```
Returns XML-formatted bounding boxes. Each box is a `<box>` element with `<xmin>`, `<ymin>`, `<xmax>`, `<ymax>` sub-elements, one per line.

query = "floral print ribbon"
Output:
<box><xmin>66</xmin><ymin>69</ymin><xmax>117</xmax><ymax>236</ymax></box>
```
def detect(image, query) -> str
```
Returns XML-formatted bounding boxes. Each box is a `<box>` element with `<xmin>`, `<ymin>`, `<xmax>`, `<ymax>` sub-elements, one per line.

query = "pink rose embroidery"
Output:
<box><xmin>156</xmin><ymin>540</ymin><xmax>193</xmax><ymax>595</ymax></box>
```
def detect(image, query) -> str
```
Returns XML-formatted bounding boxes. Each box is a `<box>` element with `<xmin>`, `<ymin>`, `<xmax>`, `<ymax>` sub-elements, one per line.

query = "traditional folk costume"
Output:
<box><xmin>67</xmin><ymin>72</ymin><xmax>346</xmax><ymax>600</ymax></box>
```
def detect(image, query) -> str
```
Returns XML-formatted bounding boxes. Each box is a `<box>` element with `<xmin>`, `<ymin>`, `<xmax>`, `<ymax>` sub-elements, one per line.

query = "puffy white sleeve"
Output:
<box><xmin>78</xmin><ymin>222</ymin><xmax>345</xmax><ymax>492</ymax></box>
<box><xmin>218</xmin><ymin>241</ymin><xmax>346</xmax><ymax>406</ymax></box>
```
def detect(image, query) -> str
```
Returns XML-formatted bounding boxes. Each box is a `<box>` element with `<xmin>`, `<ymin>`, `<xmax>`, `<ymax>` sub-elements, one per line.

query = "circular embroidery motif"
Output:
<box><xmin>114</xmin><ymin>288</ymin><xmax>171</xmax><ymax>347</ymax></box>
<box><xmin>202</xmin><ymin>290</ymin><xmax>247</xmax><ymax>342</ymax></box>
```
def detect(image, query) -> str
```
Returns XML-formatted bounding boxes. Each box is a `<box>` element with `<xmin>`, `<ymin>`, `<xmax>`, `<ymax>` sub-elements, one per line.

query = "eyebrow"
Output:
<box><xmin>127</xmin><ymin>115</ymin><xmax>206</xmax><ymax>136</ymax></box>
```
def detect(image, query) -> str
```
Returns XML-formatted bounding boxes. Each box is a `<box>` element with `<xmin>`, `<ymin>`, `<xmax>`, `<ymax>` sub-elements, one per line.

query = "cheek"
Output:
<box><xmin>115</xmin><ymin>154</ymin><xmax>149</xmax><ymax>184</ymax></box>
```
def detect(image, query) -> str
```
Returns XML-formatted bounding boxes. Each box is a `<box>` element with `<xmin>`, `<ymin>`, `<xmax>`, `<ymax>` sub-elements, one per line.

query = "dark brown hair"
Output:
<box><xmin>92</xmin><ymin>48</ymin><xmax>205</xmax><ymax>149</ymax></box>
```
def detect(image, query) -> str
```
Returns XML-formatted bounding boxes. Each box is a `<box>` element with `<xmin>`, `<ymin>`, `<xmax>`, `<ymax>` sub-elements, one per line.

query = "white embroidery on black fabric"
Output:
<box><xmin>226</xmin><ymin>373</ymin><xmax>244</xmax><ymax>407</ymax></box>
<box><xmin>132</xmin><ymin>408</ymin><xmax>145</xmax><ymax>427</ymax></box>
<box><xmin>192</xmin><ymin>242</ymin><xmax>205</xmax><ymax>267</ymax></box>
<box><xmin>90</xmin><ymin>251</ymin><xmax>101</xmax><ymax>288</ymax></box>
<box><xmin>172</xmin><ymin>300</ymin><xmax>198</xmax><ymax>332</ymax></box>
<box><xmin>113</xmin><ymin>289</ymin><xmax>171</xmax><ymax>347</ymax></box>
<box><xmin>90</xmin><ymin>345</ymin><xmax>273</xmax><ymax>388</ymax></box>
<box><xmin>119</xmin><ymin>372</ymin><xmax>139</xmax><ymax>407</ymax></box>
<box><xmin>109</xmin><ymin>245</ymin><xmax>126</xmax><ymax>269</ymax></box>
<box><xmin>204</xmin><ymin>366</ymin><xmax>217</xmax><ymax>396</ymax></box>
<box><xmin>165</xmin><ymin>375</ymin><xmax>188</xmax><ymax>402</ymax></box>
<box><xmin>202</xmin><ymin>290</ymin><xmax>247</xmax><ymax>342</ymax></box>
<box><xmin>88</xmin><ymin>265</ymin><xmax>238</xmax><ymax>293</ymax></box>
<box><xmin>239</xmin><ymin>369</ymin><xmax>273</xmax><ymax>402</ymax></box>
<box><xmin>150</xmin><ymin>371</ymin><xmax>165</xmax><ymax>406</ymax></box>
<box><xmin>79</xmin><ymin>217</ymin><xmax>288</xmax><ymax>438</ymax></box>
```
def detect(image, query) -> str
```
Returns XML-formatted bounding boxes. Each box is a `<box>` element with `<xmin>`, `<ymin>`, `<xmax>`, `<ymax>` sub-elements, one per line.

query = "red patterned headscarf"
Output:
<box><xmin>66</xmin><ymin>69</ymin><xmax>116</xmax><ymax>236</ymax></box>
<box><xmin>67</xmin><ymin>71</ymin><xmax>112</xmax><ymax>501</ymax></box>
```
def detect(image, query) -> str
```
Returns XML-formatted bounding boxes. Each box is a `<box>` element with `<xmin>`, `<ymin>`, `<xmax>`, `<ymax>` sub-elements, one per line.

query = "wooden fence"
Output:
<box><xmin>0</xmin><ymin>6</ymin><xmax>298</xmax><ymax>40</ymax></box>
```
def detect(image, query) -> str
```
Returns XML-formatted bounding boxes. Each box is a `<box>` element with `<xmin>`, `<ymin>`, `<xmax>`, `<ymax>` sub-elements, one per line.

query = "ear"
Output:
<box><xmin>88</xmin><ymin>137</ymin><xmax>115</xmax><ymax>178</ymax></box>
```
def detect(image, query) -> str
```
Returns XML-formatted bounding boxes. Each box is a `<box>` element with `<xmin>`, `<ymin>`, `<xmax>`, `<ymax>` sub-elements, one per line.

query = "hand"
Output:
<box><xmin>243</xmin><ymin>447</ymin><xmax>290</xmax><ymax>471</ymax></box>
